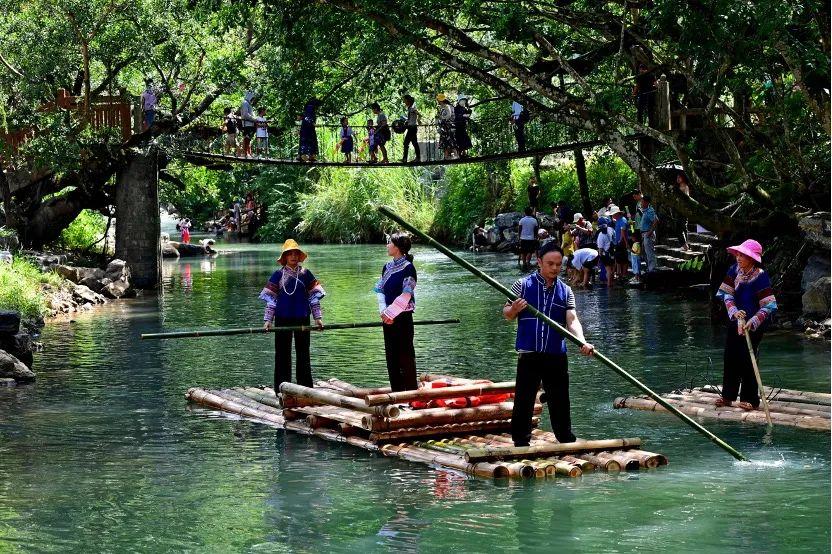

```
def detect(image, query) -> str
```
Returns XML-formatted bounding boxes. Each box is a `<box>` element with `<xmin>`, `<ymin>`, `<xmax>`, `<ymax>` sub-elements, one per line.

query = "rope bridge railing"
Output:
<box><xmin>167</xmin><ymin>115</ymin><xmax>592</xmax><ymax>166</ymax></box>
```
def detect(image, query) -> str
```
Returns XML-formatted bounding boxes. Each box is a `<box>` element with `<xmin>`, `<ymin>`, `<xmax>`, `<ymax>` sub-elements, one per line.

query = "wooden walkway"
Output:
<box><xmin>615</xmin><ymin>385</ymin><xmax>830</xmax><ymax>431</ymax></box>
<box><xmin>185</xmin><ymin>375</ymin><xmax>669</xmax><ymax>480</ymax></box>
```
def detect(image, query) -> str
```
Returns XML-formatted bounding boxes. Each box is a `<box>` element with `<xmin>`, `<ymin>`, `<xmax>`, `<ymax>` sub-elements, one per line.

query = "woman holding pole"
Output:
<box><xmin>261</xmin><ymin>239</ymin><xmax>326</xmax><ymax>389</ymax></box>
<box><xmin>374</xmin><ymin>232</ymin><xmax>418</xmax><ymax>391</ymax></box>
<box><xmin>715</xmin><ymin>239</ymin><xmax>777</xmax><ymax>410</ymax></box>
<box><xmin>503</xmin><ymin>241</ymin><xmax>595</xmax><ymax>447</ymax></box>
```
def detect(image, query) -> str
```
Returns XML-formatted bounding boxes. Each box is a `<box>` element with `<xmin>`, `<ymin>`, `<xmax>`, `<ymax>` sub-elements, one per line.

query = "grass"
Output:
<box><xmin>0</xmin><ymin>258</ymin><xmax>65</xmax><ymax>320</ymax></box>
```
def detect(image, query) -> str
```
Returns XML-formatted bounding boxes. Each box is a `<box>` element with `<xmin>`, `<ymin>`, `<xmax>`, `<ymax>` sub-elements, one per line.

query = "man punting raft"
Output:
<box><xmin>375</xmin><ymin>232</ymin><xmax>419</xmax><ymax>392</ymax></box>
<box><xmin>715</xmin><ymin>239</ymin><xmax>777</xmax><ymax>411</ymax></box>
<box><xmin>260</xmin><ymin>239</ymin><xmax>326</xmax><ymax>389</ymax></box>
<box><xmin>503</xmin><ymin>241</ymin><xmax>595</xmax><ymax>447</ymax></box>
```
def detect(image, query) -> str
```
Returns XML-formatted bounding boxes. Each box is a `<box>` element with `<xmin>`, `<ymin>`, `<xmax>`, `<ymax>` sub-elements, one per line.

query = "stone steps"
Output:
<box><xmin>654</xmin><ymin>245</ymin><xmax>704</xmax><ymax>260</ymax></box>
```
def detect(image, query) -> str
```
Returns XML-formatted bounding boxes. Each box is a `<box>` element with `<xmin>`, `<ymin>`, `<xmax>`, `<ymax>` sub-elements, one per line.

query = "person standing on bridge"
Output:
<box><xmin>299</xmin><ymin>98</ymin><xmax>320</xmax><ymax>162</ymax></box>
<box><xmin>510</xmin><ymin>101</ymin><xmax>528</xmax><ymax>152</ymax></box>
<box><xmin>454</xmin><ymin>95</ymin><xmax>473</xmax><ymax>158</ymax></box>
<box><xmin>371</xmin><ymin>103</ymin><xmax>390</xmax><ymax>164</ymax></box>
<box><xmin>240</xmin><ymin>92</ymin><xmax>256</xmax><ymax>158</ymax></box>
<box><xmin>261</xmin><ymin>240</ymin><xmax>326</xmax><ymax>389</ymax></box>
<box><xmin>375</xmin><ymin>232</ymin><xmax>418</xmax><ymax>392</ymax></box>
<box><xmin>401</xmin><ymin>95</ymin><xmax>421</xmax><ymax>163</ymax></box>
<box><xmin>436</xmin><ymin>94</ymin><xmax>457</xmax><ymax>160</ymax></box>
<box><xmin>503</xmin><ymin>241</ymin><xmax>595</xmax><ymax>446</ymax></box>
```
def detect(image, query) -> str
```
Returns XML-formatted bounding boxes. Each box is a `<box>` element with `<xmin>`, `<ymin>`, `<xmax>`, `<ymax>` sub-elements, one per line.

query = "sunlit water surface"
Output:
<box><xmin>1</xmin><ymin>242</ymin><xmax>829</xmax><ymax>552</ymax></box>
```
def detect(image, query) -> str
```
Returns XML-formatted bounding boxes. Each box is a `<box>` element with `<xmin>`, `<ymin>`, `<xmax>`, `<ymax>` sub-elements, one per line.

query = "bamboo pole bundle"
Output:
<box><xmin>615</xmin><ymin>396</ymin><xmax>830</xmax><ymax>431</ymax></box>
<box><xmin>447</xmin><ymin>437</ymin><xmax>535</xmax><ymax>478</ymax></box>
<box><xmin>594</xmin><ymin>451</ymin><xmax>640</xmax><ymax>471</ymax></box>
<box><xmin>362</xmin><ymin>402</ymin><xmax>539</xmax><ymax>432</ymax></box>
<box><xmin>520</xmin><ymin>460</ymin><xmax>547</xmax><ymax>478</ymax></box>
<box><xmin>220</xmin><ymin>389</ymin><xmax>285</xmax><ymax>415</ymax></box>
<box><xmin>285</xmin><ymin>419</ymin><xmax>315</xmax><ymax>435</ymax></box>
<box><xmin>413</xmin><ymin>441</ymin><xmax>465</xmax><ymax>455</ymax></box>
<box><xmin>624</xmin><ymin>449</ymin><xmax>668</xmax><ymax>468</ymax></box>
<box><xmin>367</xmin><ymin>419</ymin><xmax>522</xmax><ymax>442</ymax></box>
<box><xmin>464</xmin><ymin>438</ymin><xmax>643</xmax><ymax>462</ymax></box>
<box><xmin>666</xmin><ymin>392</ymin><xmax>831</xmax><ymax>418</ymax></box>
<box><xmin>236</xmin><ymin>387</ymin><xmax>284</xmax><ymax>410</ymax></box>
<box><xmin>551</xmin><ymin>460</ymin><xmax>582</xmax><ymax>477</ymax></box>
<box><xmin>521</xmin><ymin>459</ymin><xmax>557</xmax><ymax>477</ymax></box>
<box><xmin>560</xmin><ymin>455</ymin><xmax>596</xmax><ymax>472</ymax></box>
<box><xmin>280</xmin><ymin>383</ymin><xmax>401</xmax><ymax>418</ymax></box>
<box><xmin>578</xmin><ymin>453</ymin><xmax>621</xmax><ymax>472</ymax></box>
<box><xmin>323</xmin><ymin>378</ymin><xmax>392</xmax><ymax>398</ymax></box>
<box><xmin>380</xmin><ymin>444</ymin><xmax>511</xmax><ymax>478</ymax></box>
<box><xmin>364</xmin><ymin>382</ymin><xmax>516</xmax><ymax>406</ymax></box>
<box><xmin>292</xmin><ymin>405</ymin><xmax>367</xmax><ymax>428</ymax></box>
<box><xmin>186</xmin><ymin>388</ymin><xmax>286</xmax><ymax>427</ymax></box>
<box><xmin>419</xmin><ymin>374</ymin><xmax>480</xmax><ymax>385</ymax></box>
<box><xmin>697</xmin><ymin>386</ymin><xmax>831</xmax><ymax>406</ymax></box>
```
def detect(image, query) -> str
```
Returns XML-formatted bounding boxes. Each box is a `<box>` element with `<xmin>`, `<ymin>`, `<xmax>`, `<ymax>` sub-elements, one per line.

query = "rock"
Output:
<box><xmin>162</xmin><ymin>242</ymin><xmax>180</xmax><ymax>258</ymax></box>
<box><xmin>538</xmin><ymin>214</ymin><xmax>557</xmax><ymax>230</ymax></box>
<box><xmin>494</xmin><ymin>212</ymin><xmax>522</xmax><ymax>230</ymax></box>
<box><xmin>102</xmin><ymin>279</ymin><xmax>131</xmax><ymax>299</ymax></box>
<box><xmin>55</xmin><ymin>265</ymin><xmax>80</xmax><ymax>282</ymax></box>
<box><xmin>502</xmin><ymin>229</ymin><xmax>519</xmax><ymax>242</ymax></box>
<box><xmin>72</xmin><ymin>284</ymin><xmax>106</xmax><ymax>305</ymax></box>
<box><xmin>801</xmin><ymin>255</ymin><xmax>830</xmax><ymax>292</ymax></box>
<box><xmin>79</xmin><ymin>276</ymin><xmax>105</xmax><ymax>293</ymax></box>
<box><xmin>101</xmin><ymin>259</ymin><xmax>131</xmax><ymax>298</ymax></box>
<box><xmin>0</xmin><ymin>331</ymin><xmax>34</xmax><ymax>368</ymax></box>
<box><xmin>0</xmin><ymin>378</ymin><xmax>16</xmax><ymax>387</ymax></box>
<box><xmin>0</xmin><ymin>349</ymin><xmax>35</xmax><ymax>382</ymax></box>
<box><xmin>802</xmin><ymin>277</ymin><xmax>831</xmax><ymax>318</ymax></box>
<box><xmin>798</xmin><ymin>213</ymin><xmax>831</xmax><ymax>249</ymax></box>
<box><xmin>175</xmin><ymin>242</ymin><xmax>211</xmax><ymax>257</ymax></box>
<box><xmin>0</xmin><ymin>230</ymin><xmax>20</xmax><ymax>252</ymax></box>
<box><xmin>23</xmin><ymin>252</ymin><xmax>66</xmax><ymax>271</ymax></box>
<box><xmin>105</xmin><ymin>259</ymin><xmax>129</xmax><ymax>280</ymax></box>
<box><xmin>485</xmin><ymin>227</ymin><xmax>500</xmax><ymax>245</ymax></box>
<box><xmin>0</xmin><ymin>311</ymin><xmax>21</xmax><ymax>334</ymax></box>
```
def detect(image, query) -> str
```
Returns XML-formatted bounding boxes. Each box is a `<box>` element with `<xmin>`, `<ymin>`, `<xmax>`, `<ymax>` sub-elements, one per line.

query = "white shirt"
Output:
<box><xmin>596</xmin><ymin>227</ymin><xmax>614</xmax><ymax>253</ymax></box>
<box><xmin>511</xmin><ymin>101</ymin><xmax>523</xmax><ymax>118</ymax></box>
<box><xmin>571</xmin><ymin>248</ymin><xmax>598</xmax><ymax>269</ymax></box>
<box><xmin>518</xmin><ymin>216</ymin><xmax>538</xmax><ymax>240</ymax></box>
<box><xmin>255</xmin><ymin>116</ymin><xmax>268</xmax><ymax>138</ymax></box>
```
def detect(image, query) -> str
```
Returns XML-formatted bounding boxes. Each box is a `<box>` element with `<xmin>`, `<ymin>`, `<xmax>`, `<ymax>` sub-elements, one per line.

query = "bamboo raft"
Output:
<box><xmin>185</xmin><ymin>374</ymin><xmax>668</xmax><ymax>480</ymax></box>
<box><xmin>614</xmin><ymin>385</ymin><xmax>831</xmax><ymax>431</ymax></box>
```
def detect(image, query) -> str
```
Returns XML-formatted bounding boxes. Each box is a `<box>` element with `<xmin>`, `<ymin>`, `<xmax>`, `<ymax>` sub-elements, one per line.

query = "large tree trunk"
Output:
<box><xmin>574</xmin><ymin>148</ymin><xmax>592</xmax><ymax>215</ymax></box>
<box><xmin>115</xmin><ymin>149</ymin><xmax>160</xmax><ymax>289</ymax></box>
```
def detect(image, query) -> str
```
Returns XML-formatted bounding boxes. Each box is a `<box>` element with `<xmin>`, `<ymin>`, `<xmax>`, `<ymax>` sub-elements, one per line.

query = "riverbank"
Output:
<box><xmin>0</xmin><ymin>253</ymin><xmax>134</xmax><ymax>384</ymax></box>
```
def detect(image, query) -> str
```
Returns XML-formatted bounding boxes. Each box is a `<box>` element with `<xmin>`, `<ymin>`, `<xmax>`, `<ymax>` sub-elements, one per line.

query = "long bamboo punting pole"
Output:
<box><xmin>142</xmin><ymin>319</ymin><xmax>460</xmax><ymax>340</ymax></box>
<box><xmin>362</xmin><ymin>402</ymin><xmax>540</xmax><ymax>432</ymax></box>
<box><xmin>365</xmin><ymin>381</ymin><xmax>516</xmax><ymax>406</ymax></box>
<box><xmin>463</xmin><ymin>438</ymin><xmax>643</xmax><ymax>462</ymax></box>
<box><xmin>279</xmin><ymin>383</ymin><xmax>401</xmax><ymax>418</ymax></box>
<box><xmin>738</xmin><ymin>319</ymin><xmax>773</xmax><ymax>426</ymax></box>
<box><xmin>378</xmin><ymin>205</ymin><xmax>750</xmax><ymax>462</ymax></box>
<box><xmin>322</xmin><ymin>379</ymin><xmax>392</xmax><ymax>398</ymax></box>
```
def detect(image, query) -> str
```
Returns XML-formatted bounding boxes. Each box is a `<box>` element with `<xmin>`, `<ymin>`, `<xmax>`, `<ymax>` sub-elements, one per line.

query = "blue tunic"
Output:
<box><xmin>510</xmin><ymin>272</ymin><xmax>575</xmax><ymax>354</ymax></box>
<box><xmin>260</xmin><ymin>266</ymin><xmax>324</xmax><ymax>320</ymax></box>
<box><xmin>374</xmin><ymin>257</ymin><xmax>417</xmax><ymax>309</ymax></box>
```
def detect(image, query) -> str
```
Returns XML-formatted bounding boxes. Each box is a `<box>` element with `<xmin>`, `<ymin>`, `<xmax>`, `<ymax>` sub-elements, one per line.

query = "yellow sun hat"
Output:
<box><xmin>436</xmin><ymin>93</ymin><xmax>447</xmax><ymax>102</ymax></box>
<box><xmin>278</xmin><ymin>239</ymin><xmax>308</xmax><ymax>265</ymax></box>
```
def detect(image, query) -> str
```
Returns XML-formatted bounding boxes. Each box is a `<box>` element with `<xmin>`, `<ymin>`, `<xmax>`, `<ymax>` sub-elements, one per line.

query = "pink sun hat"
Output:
<box><xmin>727</xmin><ymin>239</ymin><xmax>763</xmax><ymax>264</ymax></box>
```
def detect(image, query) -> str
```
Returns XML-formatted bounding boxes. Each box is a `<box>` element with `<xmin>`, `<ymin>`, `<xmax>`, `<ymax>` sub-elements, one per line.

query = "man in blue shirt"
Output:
<box><xmin>503</xmin><ymin>241</ymin><xmax>595</xmax><ymax>446</ymax></box>
<box><xmin>609</xmin><ymin>205</ymin><xmax>630</xmax><ymax>281</ymax></box>
<box><xmin>639</xmin><ymin>195</ymin><xmax>659</xmax><ymax>272</ymax></box>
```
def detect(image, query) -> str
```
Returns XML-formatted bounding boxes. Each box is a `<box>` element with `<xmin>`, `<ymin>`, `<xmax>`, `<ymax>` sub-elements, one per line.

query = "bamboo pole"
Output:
<box><xmin>738</xmin><ymin>319</ymin><xmax>772</xmax><ymax>425</ymax></box>
<box><xmin>324</xmin><ymin>379</ymin><xmax>392</xmax><ymax>398</ymax></box>
<box><xmin>280</xmin><ymin>383</ymin><xmax>401</xmax><ymax>418</ymax></box>
<box><xmin>697</xmin><ymin>385</ymin><xmax>831</xmax><ymax>406</ymax></box>
<box><xmin>560</xmin><ymin>455</ymin><xmax>596</xmax><ymax>472</ymax></box>
<box><xmin>665</xmin><ymin>392</ymin><xmax>830</xmax><ymax>418</ymax></box>
<box><xmin>596</xmin><ymin>451</ymin><xmax>640</xmax><ymax>471</ymax></box>
<box><xmin>368</xmin><ymin>419</ymin><xmax>522</xmax><ymax>441</ymax></box>
<box><xmin>365</xmin><ymin>381</ymin><xmax>516</xmax><ymax>406</ymax></box>
<box><xmin>142</xmin><ymin>319</ymin><xmax>460</xmax><ymax>340</ymax></box>
<box><xmin>578</xmin><ymin>453</ymin><xmax>621</xmax><ymax>472</ymax></box>
<box><xmin>419</xmin><ymin>374</ymin><xmax>480</xmax><ymax>385</ymax></box>
<box><xmin>362</xmin><ymin>402</ymin><xmax>539</xmax><ymax>432</ymax></box>
<box><xmin>186</xmin><ymin>388</ymin><xmax>285</xmax><ymax>426</ymax></box>
<box><xmin>378</xmin><ymin>205</ymin><xmax>750</xmax><ymax>462</ymax></box>
<box><xmin>463</xmin><ymin>438</ymin><xmax>643</xmax><ymax>462</ymax></box>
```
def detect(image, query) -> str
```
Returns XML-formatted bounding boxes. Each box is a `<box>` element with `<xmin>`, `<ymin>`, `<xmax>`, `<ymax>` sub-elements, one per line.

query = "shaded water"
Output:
<box><xmin>1</xmin><ymin>243</ymin><xmax>829</xmax><ymax>552</ymax></box>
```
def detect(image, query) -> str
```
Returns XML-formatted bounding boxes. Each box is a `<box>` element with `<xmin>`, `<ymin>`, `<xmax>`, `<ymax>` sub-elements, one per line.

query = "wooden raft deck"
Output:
<box><xmin>614</xmin><ymin>385</ymin><xmax>831</xmax><ymax>431</ymax></box>
<box><xmin>185</xmin><ymin>375</ymin><xmax>669</xmax><ymax>480</ymax></box>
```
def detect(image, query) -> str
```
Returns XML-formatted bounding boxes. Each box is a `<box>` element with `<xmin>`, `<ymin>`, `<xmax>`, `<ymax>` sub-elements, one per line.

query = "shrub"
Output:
<box><xmin>57</xmin><ymin>210</ymin><xmax>107</xmax><ymax>252</ymax></box>
<box><xmin>0</xmin><ymin>258</ymin><xmax>64</xmax><ymax>319</ymax></box>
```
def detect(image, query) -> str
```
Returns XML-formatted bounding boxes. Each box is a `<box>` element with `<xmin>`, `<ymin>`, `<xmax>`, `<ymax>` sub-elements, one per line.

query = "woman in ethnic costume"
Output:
<box><xmin>374</xmin><ymin>232</ymin><xmax>418</xmax><ymax>392</ymax></box>
<box><xmin>261</xmin><ymin>239</ymin><xmax>326</xmax><ymax>389</ymax></box>
<box><xmin>715</xmin><ymin>239</ymin><xmax>777</xmax><ymax>410</ymax></box>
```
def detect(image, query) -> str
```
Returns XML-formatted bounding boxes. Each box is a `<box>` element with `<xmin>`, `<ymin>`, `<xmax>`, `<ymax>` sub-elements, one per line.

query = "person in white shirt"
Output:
<box><xmin>510</xmin><ymin>101</ymin><xmax>527</xmax><ymax>151</ymax></box>
<box><xmin>255</xmin><ymin>107</ymin><xmax>269</xmax><ymax>157</ymax></box>
<box><xmin>140</xmin><ymin>80</ymin><xmax>157</xmax><ymax>131</ymax></box>
<box><xmin>517</xmin><ymin>207</ymin><xmax>539</xmax><ymax>270</ymax></box>
<box><xmin>595</xmin><ymin>216</ymin><xmax>615</xmax><ymax>287</ymax></box>
<box><xmin>568</xmin><ymin>247</ymin><xmax>599</xmax><ymax>288</ymax></box>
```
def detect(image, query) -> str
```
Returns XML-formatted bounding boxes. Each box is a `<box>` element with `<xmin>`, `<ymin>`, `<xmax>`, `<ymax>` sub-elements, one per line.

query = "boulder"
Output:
<box><xmin>79</xmin><ymin>276</ymin><xmax>105</xmax><ymax>293</ymax></box>
<box><xmin>0</xmin><ymin>349</ymin><xmax>35</xmax><ymax>382</ymax></box>
<box><xmin>798</xmin><ymin>213</ymin><xmax>831</xmax><ymax>250</ymax></box>
<box><xmin>802</xmin><ymin>277</ymin><xmax>831</xmax><ymax>318</ymax></box>
<box><xmin>102</xmin><ymin>278</ymin><xmax>131</xmax><ymax>299</ymax></box>
<box><xmin>485</xmin><ymin>227</ymin><xmax>500</xmax><ymax>245</ymax></box>
<box><xmin>105</xmin><ymin>259</ymin><xmax>130</xmax><ymax>280</ymax></box>
<box><xmin>175</xmin><ymin>242</ymin><xmax>210</xmax><ymax>257</ymax></box>
<box><xmin>0</xmin><ymin>230</ymin><xmax>20</xmax><ymax>252</ymax></box>
<box><xmin>55</xmin><ymin>265</ymin><xmax>80</xmax><ymax>282</ymax></box>
<box><xmin>162</xmin><ymin>242</ymin><xmax>180</xmax><ymax>258</ymax></box>
<box><xmin>0</xmin><ymin>331</ymin><xmax>34</xmax><ymax>368</ymax></box>
<box><xmin>801</xmin><ymin>255</ymin><xmax>830</xmax><ymax>292</ymax></box>
<box><xmin>72</xmin><ymin>284</ymin><xmax>106</xmax><ymax>305</ymax></box>
<box><xmin>0</xmin><ymin>311</ymin><xmax>21</xmax><ymax>334</ymax></box>
<box><xmin>102</xmin><ymin>259</ymin><xmax>132</xmax><ymax>298</ymax></box>
<box><xmin>502</xmin><ymin>229</ymin><xmax>519</xmax><ymax>242</ymax></box>
<box><xmin>538</xmin><ymin>214</ymin><xmax>557</xmax><ymax>230</ymax></box>
<box><xmin>495</xmin><ymin>212</ymin><xmax>522</xmax><ymax>230</ymax></box>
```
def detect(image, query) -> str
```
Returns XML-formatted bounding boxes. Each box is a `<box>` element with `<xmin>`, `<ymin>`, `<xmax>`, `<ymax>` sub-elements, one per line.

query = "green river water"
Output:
<box><xmin>1</xmin><ymin>242</ymin><xmax>829</xmax><ymax>552</ymax></box>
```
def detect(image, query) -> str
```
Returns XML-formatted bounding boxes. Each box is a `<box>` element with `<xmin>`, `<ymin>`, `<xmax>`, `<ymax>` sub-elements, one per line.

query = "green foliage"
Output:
<box><xmin>296</xmin><ymin>167</ymin><xmax>436</xmax><ymax>242</ymax></box>
<box><xmin>431</xmin><ymin>164</ymin><xmax>493</xmax><ymax>240</ymax></box>
<box><xmin>56</xmin><ymin>210</ymin><xmax>107</xmax><ymax>252</ymax></box>
<box><xmin>0</xmin><ymin>258</ymin><xmax>64</xmax><ymax>320</ymax></box>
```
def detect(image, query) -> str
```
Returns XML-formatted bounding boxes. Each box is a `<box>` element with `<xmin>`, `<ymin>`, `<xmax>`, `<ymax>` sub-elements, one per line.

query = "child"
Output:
<box><xmin>364</xmin><ymin>119</ymin><xmax>377</xmax><ymax>163</ymax></box>
<box><xmin>222</xmin><ymin>107</ymin><xmax>238</xmax><ymax>156</ymax></box>
<box><xmin>337</xmin><ymin>117</ymin><xmax>355</xmax><ymax>163</ymax></box>
<box><xmin>629</xmin><ymin>229</ymin><xmax>643</xmax><ymax>284</ymax></box>
<box><xmin>255</xmin><ymin>107</ymin><xmax>269</xmax><ymax>157</ymax></box>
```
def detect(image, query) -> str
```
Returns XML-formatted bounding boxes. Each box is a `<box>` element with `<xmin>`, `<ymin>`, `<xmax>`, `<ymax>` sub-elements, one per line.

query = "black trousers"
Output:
<box><xmin>514</xmin><ymin>122</ymin><xmax>526</xmax><ymax>152</ymax></box>
<box><xmin>382</xmin><ymin>311</ymin><xmax>418</xmax><ymax>392</ymax></box>
<box><xmin>274</xmin><ymin>316</ymin><xmax>312</xmax><ymax>391</ymax></box>
<box><xmin>722</xmin><ymin>323</ymin><xmax>764</xmax><ymax>408</ymax></box>
<box><xmin>402</xmin><ymin>126</ymin><xmax>420</xmax><ymax>162</ymax></box>
<box><xmin>636</xmin><ymin>92</ymin><xmax>655</xmax><ymax>125</ymax></box>
<box><xmin>512</xmin><ymin>352</ymin><xmax>575</xmax><ymax>446</ymax></box>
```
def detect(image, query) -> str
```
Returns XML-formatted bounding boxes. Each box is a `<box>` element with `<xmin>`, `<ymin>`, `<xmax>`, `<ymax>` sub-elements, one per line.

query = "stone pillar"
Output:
<box><xmin>115</xmin><ymin>149</ymin><xmax>160</xmax><ymax>289</ymax></box>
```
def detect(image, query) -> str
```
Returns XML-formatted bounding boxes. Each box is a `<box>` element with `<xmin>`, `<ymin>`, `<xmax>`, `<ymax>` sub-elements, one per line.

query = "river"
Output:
<box><xmin>1</xmin><ymin>242</ymin><xmax>829</xmax><ymax>552</ymax></box>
